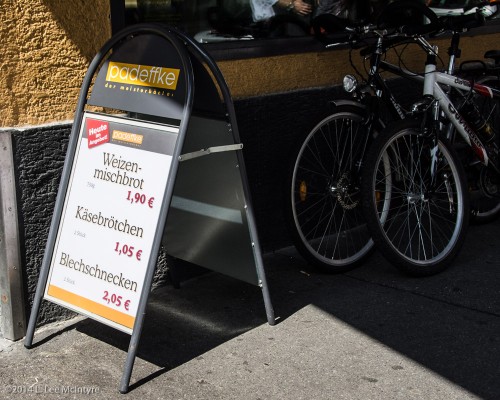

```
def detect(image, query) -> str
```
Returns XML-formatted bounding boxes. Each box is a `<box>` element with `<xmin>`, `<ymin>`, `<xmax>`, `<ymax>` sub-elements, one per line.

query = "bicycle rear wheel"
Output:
<box><xmin>362</xmin><ymin>119</ymin><xmax>469</xmax><ymax>276</ymax></box>
<box><xmin>286</xmin><ymin>105</ymin><xmax>375</xmax><ymax>273</ymax></box>
<box><xmin>467</xmin><ymin>76</ymin><xmax>500</xmax><ymax>223</ymax></box>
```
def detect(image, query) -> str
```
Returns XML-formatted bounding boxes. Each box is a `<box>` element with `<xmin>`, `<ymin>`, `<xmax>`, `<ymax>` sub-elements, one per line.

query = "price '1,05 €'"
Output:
<box><xmin>126</xmin><ymin>190</ymin><xmax>155</xmax><ymax>208</ymax></box>
<box><xmin>115</xmin><ymin>242</ymin><xmax>142</xmax><ymax>261</ymax></box>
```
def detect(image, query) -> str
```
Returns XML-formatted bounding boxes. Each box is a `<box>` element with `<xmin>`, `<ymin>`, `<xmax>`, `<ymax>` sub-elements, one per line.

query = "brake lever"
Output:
<box><xmin>463</xmin><ymin>0</ymin><xmax>499</xmax><ymax>13</ymax></box>
<box><xmin>325</xmin><ymin>41</ymin><xmax>351</xmax><ymax>49</ymax></box>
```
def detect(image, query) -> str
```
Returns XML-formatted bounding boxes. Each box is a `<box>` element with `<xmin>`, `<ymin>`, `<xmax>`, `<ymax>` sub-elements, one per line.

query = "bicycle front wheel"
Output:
<box><xmin>362</xmin><ymin>120</ymin><xmax>469</xmax><ymax>276</ymax></box>
<box><xmin>286</xmin><ymin>105</ymin><xmax>375</xmax><ymax>273</ymax></box>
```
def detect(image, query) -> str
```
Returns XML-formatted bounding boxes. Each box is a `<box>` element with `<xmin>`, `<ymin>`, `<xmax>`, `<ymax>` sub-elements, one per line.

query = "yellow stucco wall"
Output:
<box><xmin>0</xmin><ymin>0</ymin><xmax>111</xmax><ymax>127</ymax></box>
<box><xmin>219</xmin><ymin>32</ymin><xmax>500</xmax><ymax>99</ymax></box>
<box><xmin>1</xmin><ymin>1</ymin><xmax>499</xmax><ymax>127</ymax></box>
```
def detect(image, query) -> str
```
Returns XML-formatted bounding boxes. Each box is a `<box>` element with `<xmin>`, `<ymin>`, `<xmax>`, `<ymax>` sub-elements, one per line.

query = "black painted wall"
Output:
<box><xmin>11</xmin><ymin>125</ymin><xmax>170</xmax><ymax>326</ymax></box>
<box><xmin>11</xmin><ymin>80</ymin><xmax>420</xmax><ymax>326</ymax></box>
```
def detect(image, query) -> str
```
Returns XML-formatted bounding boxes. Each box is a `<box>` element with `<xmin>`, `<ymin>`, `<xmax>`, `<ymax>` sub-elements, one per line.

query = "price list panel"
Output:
<box><xmin>44</xmin><ymin>112</ymin><xmax>178</xmax><ymax>334</ymax></box>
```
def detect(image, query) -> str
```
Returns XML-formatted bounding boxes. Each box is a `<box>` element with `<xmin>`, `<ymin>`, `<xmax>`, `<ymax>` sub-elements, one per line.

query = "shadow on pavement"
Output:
<box><xmin>75</xmin><ymin>218</ymin><xmax>500</xmax><ymax>398</ymax></box>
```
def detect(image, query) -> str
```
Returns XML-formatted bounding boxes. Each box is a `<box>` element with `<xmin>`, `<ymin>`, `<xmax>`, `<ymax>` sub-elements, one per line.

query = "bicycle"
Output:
<box><xmin>378</xmin><ymin>0</ymin><xmax>500</xmax><ymax>226</ymax></box>
<box><xmin>285</xmin><ymin>5</ymin><xmax>441</xmax><ymax>273</ymax></box>
<box><xmin>361</xmin><ymin>7</ymin><xmax>500</xmax><ymax>276</ymax></box>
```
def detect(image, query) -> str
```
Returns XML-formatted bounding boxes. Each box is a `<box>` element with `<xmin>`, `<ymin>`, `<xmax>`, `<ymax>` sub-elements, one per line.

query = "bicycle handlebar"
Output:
<box><xmin>313</xmin><ymin>6</ymin><xmax>490</xmax><ymax>51</ymax></box>
<box><xmin>463</xmin><ymin>0</ymin><xmax>500</xmax><ymax>13</ymax></box>
<box><xmin>311</xmin><ymin>14</ymin><xmax>376</xmax><ymax>45</ymax></box>
<box><xmin>439</xmin><ymin>11</ymin><xmax>486</xmax><ymax>32</ymax></box>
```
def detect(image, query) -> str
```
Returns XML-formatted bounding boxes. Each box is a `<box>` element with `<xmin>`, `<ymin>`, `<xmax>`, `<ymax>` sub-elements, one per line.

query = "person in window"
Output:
<box><xmin>315</xmin><ymin>0</ymin><xmax>348</xmax><ymax>18</ymax></box>
<box><xmin>250</xmin><ymin>0</ymin><xmax>313</xmax><ymax>22</ymax></box>
<box><xmin>314</xmin><ymin>0</ymin><xmax>379</xmax><ymax>22</ymax></box>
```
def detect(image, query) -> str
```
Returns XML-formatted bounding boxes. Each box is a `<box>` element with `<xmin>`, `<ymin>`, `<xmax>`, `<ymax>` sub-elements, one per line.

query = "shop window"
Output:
<box><xmin>111</xmin><ymin>1</ymin><xmax>500</xmax><ymax>60</ymax></box>
<box><xmin>112</xmin><ymin>1</ymin><xmax>384</xmax><ymax>59</ymax></box>
<box><xmin>122</xmin><ymin>0</ymin><xmax>320</xmax><ymax>42</ymax></box>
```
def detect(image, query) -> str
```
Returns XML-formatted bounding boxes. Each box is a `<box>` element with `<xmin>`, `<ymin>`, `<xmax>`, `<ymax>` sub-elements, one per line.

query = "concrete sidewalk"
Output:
<box><xmin>1</xmin><ymin>219</ymin><xmax>500</xmax><ymax>399</ymax></box>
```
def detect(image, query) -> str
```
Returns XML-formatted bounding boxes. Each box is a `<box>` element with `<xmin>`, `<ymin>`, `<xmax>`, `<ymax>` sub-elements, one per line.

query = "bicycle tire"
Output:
<box><xmin>286</xmin><ymin>105</ymin><xmax>377</xmax><ymax>273</ymax></box>
<box><xmin>362</xmin><ymin>119</ymin><xmax>470</xmax><ymax>276</ymax></box>
<box><xmin>466</xmin><ymin>75</ymin><xmax>500</xmax><ymax>224</ymax></box>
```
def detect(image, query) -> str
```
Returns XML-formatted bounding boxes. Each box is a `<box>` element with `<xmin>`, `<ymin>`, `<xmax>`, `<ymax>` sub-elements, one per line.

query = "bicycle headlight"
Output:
<box><xmin>343</xmin><ymin>75</ymin><xmax>358</xmax><ymax>93</ymax></box>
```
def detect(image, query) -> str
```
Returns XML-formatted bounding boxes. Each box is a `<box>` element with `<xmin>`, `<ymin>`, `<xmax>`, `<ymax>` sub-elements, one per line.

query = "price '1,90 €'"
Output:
<box><xmin>126</xmin><ymin>190</ymin><xmax>155</xmax><ymax>208</ymax></box>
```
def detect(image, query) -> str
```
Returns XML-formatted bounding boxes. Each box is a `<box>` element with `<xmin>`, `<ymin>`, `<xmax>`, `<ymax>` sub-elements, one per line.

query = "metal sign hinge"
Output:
<box><xmin>178</xmin><ymin>143</ymin><xmax>243</xmax><ymax>162</ymax></box>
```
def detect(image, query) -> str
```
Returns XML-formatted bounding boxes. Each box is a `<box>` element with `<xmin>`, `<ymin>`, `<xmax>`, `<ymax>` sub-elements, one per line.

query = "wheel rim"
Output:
<box><xmin>291</xmin><ymin>113</ymin><xmax>372</xmax><ymax>266</ymax></box>
<box><xmin>373</xmin><ymin>129</ymin><xmax>465</xmax><ymax>265</ymax></box>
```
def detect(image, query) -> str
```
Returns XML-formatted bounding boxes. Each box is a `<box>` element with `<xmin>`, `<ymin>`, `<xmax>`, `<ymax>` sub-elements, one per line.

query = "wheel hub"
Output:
<box><xmin>407</xmin><ymin>193</ymin><xmax>426</xmax><ymax>204</ymax></box>
<box><xmin>330</xmin><ymin>172</ymin><xmax>360</xmax><ymax>210</ymax></box>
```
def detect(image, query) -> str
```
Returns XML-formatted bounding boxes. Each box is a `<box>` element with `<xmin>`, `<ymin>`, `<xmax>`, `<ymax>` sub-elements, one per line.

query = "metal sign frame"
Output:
<box><xmin>24</xmin><ymin>24</ymin><xmax>275</xmax><ymax>394</ymax></box>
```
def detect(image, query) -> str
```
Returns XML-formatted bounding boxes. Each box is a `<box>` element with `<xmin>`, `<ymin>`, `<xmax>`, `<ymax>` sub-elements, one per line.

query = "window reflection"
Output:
<box><xmin>124</xmin><ymin>0</ymin><xmax>498</xmax><ymax>44</ymax></box>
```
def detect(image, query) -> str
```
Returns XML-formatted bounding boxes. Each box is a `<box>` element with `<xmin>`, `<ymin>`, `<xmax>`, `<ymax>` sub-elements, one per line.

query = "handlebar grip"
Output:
<box><xmin>440</xmin><ymin>12</ymin><xmax>485</xmax><ymax>32</ymax></box>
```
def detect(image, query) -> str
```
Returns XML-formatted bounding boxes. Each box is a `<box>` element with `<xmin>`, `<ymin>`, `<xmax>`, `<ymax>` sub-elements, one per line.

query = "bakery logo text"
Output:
<box><xmin>105</xmin><ymin>61</ymin><xmax>180</xmax><ymax>91</ymax></box>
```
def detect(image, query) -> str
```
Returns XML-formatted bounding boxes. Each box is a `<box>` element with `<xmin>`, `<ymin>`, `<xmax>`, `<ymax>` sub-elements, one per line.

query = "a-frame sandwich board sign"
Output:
<box><xmin>24</xmin><ymin>24</ymin><xmax>275</xmax><ymax>393</ymax></box>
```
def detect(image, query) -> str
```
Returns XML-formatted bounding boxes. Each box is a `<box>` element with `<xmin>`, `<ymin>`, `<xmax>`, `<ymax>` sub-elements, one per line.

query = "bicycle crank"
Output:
<box><xmin>480</xmin><ymin>166</ymin><xmax>500</xmax><ymax>198</ymax></box>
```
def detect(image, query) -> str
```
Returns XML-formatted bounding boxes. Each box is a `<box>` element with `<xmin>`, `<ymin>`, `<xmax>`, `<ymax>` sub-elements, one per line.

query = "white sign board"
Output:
<box><xmin>44</xmin><ymin>112</ymin><xmax>178</xmax><ymax>334</ymax></box>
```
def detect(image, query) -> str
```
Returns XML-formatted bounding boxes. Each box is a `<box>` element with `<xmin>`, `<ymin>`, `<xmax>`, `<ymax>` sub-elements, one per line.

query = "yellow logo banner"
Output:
<box><xmin>105</xmin><ymin>61</ymin><xmax>180</xmax><ymax>90</ymax></box>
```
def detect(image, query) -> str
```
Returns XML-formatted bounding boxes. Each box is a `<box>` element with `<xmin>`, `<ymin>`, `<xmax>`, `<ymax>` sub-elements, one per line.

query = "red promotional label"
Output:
<box><xmin>87</xmin><ymin>119</ymin><xmax>110</xmax><ymax>148</ymax></box>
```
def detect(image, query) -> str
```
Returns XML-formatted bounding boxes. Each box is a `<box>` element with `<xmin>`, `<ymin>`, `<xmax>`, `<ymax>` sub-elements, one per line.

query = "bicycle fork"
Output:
<box><xmin>420</xmin><ymin>49</ymin><xmax>455</xmax><ymax>212</ymax></box>
<box><xmin>411</xmin><ymin>96</ymin><xmax>455</xmax><ymax>213</ymax></box>
<box><xmin>426</xmin><ymin>103</ymin><xmax>456</xmax><ymax>214</ymax></box>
